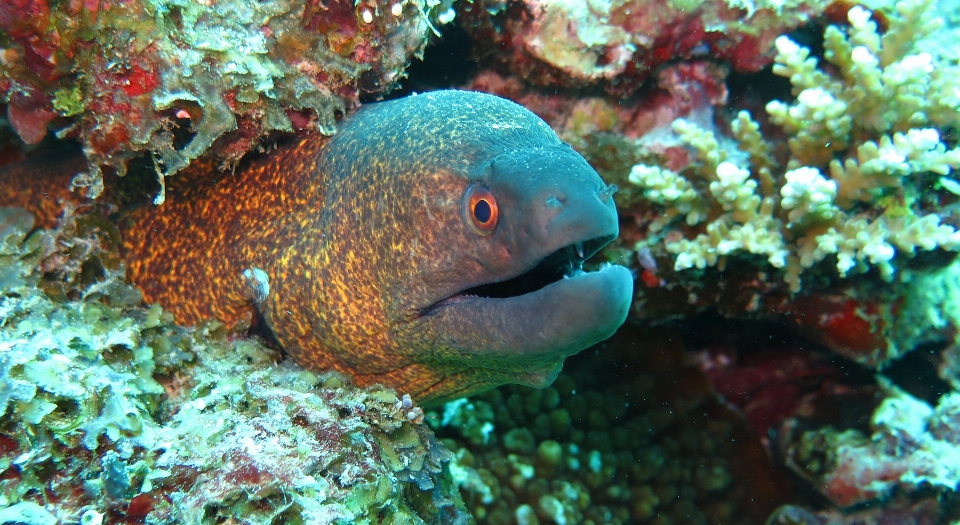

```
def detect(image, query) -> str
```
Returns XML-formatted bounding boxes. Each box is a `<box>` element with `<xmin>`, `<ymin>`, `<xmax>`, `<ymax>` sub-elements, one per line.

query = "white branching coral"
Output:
<box><xmin>659</xmin><ymin>159</ymin><xmax>789</xmax><ymax>271</ymax></box>
<box><xmin>831</xmin><ymin>128</ymin><xmax>960</xmax><ymax>206</ymax></box>
<box><xmin>767</xmin><ymin>86</ymin><xmax>851</xmax><ymax>166</ymax></box>
<box><xmin>710</xmin><ymin>162</ymin><xmax>761</xmax><ymax>220</ymax></box>
<box><xmin>628</xmin><ymin>165</ymin><xmax>705</xmax><ymax>229</ymax></box>
<box><xmin>667</xmin><ymin>202</ymin><xmax>788</xmax><ymax>272</ymax></box>
<box><xmin>672</xmin><ymin>118</ymin><xmax>726</xmax><ymax>175</ymax></box>
<box><xmin>794</xmin><ymin>216</ymin><xmax>897</xmax><ymax>279</ymax></box>
<box><xmin>780</xmin><ymin>167</ymin><xmax>838</xmax><ymax>225</ymax></box>
<box><xmin>628</xmin><ymin>0</ymin><xmax>960</xmax><ymax>291</ymax></box>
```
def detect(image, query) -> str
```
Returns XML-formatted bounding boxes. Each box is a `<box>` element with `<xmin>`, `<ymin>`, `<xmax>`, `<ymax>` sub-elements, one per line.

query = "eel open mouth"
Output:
<box><xmin>420</xmin><ymin>234</ymin><xmax>616</xmax><ymax>317</ymax></box>
<box><xmin>459</xmin><ymin>234</ymin><xmax>616</xmax><ymax>299</ymax></box>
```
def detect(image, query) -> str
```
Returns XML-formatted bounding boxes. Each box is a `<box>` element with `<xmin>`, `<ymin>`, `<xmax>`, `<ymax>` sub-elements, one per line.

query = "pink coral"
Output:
<box><xmin>458</xmin><ymin>0</ymin><xmax>827</xmax><ymax>94</ymax></box>
<box><xmin>465</xmin><ymin>60</ymin><xmax>729</xmax><ymax>141</ymax></box>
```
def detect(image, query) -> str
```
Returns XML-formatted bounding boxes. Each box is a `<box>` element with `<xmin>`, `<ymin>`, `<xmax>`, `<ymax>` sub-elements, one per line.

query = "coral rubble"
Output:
<box><xmin>0</xmin><ymin>206</ymin><xmax>468</xmax><ymax>524</ymax></box>
<box><xmin>0</xmin><ymin>0</ymin><xmax>454</xmax><ymax>199</ymax></box>
<box><xmin>774</xmin><ymin>384</ymin><xmax>960</xmax><ymax>515</ymax></box>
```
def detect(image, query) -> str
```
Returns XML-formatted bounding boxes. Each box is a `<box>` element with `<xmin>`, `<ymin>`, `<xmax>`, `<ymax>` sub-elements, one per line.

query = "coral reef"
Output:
<box><xmin>0</xmin><ymin>0</ymin><xmax>455</xmax><ymax>200</ymax></box>
<box><xmin>776</xmin><ymin>384</ymin><xmax>960</xmax><ymax>511</ymax></box>
<box><xmin>472</xmin><ymin>0</ymin><xmax>960</xmax><ymax>372</ymax></box>
<box><xmin>767</xmin><ymin>499</ymin><xmax>941</xmax><ymax>525</ymax></box>
<box><xmin>456</xmin><ymin>5</ymin><xmax>960</xmax><ymax>514</ymax></box>
<box><xmin>0</xmin><ymin>205</ymin><xmax>468</xmax><ymax>524</ymax></box>
<box><xmin>5</xmin><ymin>0</ymin><xmax>960</xmax><ymax>521</ymax></box>
<box><xmin>625</xmin><ymin>0</ymin><xmax>960</xmax><ymax>291</ymax></box>
<box><xmin>431</xmin><ymin>326</ymin><xmax>792</xmax><ymax>525</ymax></box>
<box><xmin>465</xmin><ymin>60</ymin><xmax>731</xmax><ymax>146</ymax></box>
<box><xmin>463</xmin><ymin>29</ymin><xmax>960</xmax><ymax>371</ymax></box>
<box><xmin>457</xmin><ymin>0</ymin><xmax>827</xmax><ymax>94</ymax></box>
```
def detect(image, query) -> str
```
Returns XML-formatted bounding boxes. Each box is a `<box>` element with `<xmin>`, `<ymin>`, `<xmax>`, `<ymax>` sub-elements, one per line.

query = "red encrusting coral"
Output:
<box><xmin>772</xmin><ymin>294</ymin><xmax>895</xmax><ymax>367</ymax></box>
<box><xmin>6</xmin><ymin>87</ymin><xmax>56</xmax><ymax>145</ymax></box>
<box><xmin>696</xmin><ymin>346</ymin><xmax>847</xmax><ymax>437</ymax></box>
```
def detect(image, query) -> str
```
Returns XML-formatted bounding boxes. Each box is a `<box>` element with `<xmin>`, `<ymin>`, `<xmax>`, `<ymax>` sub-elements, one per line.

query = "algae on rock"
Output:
<box><xmin>0</xmin><ymin>206</ymin><xmax>469</xmax><ymax>524</ymax></box>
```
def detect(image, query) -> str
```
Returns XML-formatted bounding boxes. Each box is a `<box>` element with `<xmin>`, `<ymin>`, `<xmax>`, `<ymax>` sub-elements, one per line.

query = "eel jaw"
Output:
<box><xmin>425</xmin><ymin>233</ymin><xmax>617</xmax><ymax>309</ymax></box>
<box><xmin>454</xmin><ymin>234</ymin><xmax>616</xmax><ymax>301</ymax></box>
<box><xmin>415</xmin><ymin>234</ymin><xmax>634</xmax><ymax>367</ymax></box>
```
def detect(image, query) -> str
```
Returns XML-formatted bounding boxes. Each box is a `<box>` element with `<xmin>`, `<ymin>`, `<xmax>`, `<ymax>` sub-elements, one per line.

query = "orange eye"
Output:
<box><xmin>463</xmin><ymin>183</ymin><xmax>499</xmax><ymax>235</ymax></box>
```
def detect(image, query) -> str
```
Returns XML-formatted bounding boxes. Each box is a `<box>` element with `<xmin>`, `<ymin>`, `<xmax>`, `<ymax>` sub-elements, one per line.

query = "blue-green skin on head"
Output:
<box><xmin>123</xmin><ymin>90</ymin><xmax>634</xmax><ymax>404</ymax></box>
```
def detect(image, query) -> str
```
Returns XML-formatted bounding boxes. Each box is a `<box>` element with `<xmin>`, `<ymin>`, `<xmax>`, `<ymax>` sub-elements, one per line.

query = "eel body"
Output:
<box><xmin>9</xmin><ymin>90</ymin><xmax>634</xmax><ymax>403</ymax></box>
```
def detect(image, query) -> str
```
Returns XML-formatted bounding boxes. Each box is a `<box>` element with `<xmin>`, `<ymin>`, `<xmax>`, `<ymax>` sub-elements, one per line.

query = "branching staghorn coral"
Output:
<box><xmin>628</xmin><ymin>0</ymin><xmax>960</xmax><ymax>291</ymax></box>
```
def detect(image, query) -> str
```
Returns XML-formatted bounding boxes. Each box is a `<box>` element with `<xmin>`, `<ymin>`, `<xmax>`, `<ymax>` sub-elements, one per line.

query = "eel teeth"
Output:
<box><xmin>575</xmin><ymin>242</ymin><xmax>584</xmax><ymax>260</ymax></box>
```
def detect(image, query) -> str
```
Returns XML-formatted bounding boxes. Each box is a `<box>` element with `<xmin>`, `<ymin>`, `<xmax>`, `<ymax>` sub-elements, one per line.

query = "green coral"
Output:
<box><xmin>430</xmin><ymin>336</ymin><xmax>771</xmax><ymax>525</ymax></box>
<box><xmin>628</xmin><ymin>0</ymin><xmax>960</xmax><ymax>291</ymax></box>
<box><xmin>0</xmin><ymin>207</ymin><xmax>467</xmax><ymax>524</ymax></box>
<box><xmin>52</xmin><ymin>86</ymin><xmax>85</xmax><ymax>117</ymax></box>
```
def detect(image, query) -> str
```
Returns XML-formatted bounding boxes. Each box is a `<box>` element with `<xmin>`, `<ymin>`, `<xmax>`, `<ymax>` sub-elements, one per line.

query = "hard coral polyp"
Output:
<box><xmin>435</xmin><ymin>326</ymin><xmax>794</xmax><ymax>525</ymax></box>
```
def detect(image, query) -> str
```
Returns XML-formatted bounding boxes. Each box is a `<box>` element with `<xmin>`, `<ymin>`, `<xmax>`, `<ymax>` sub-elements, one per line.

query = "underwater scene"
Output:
<box><xmin>2</xmin><ymin>0</ymin><xmax>960</xmax><ymax>523</ymax></box>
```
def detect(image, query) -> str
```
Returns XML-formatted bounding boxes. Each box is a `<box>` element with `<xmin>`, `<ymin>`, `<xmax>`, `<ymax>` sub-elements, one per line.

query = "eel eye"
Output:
<box><xmin>463</xmin><ymin>183</ymin><xmax>499</xmax><ymax>236</ymax></box>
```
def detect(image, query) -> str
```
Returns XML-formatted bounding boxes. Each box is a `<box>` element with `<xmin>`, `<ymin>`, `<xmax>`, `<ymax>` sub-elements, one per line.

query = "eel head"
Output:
<box><xmin>401</xmin><ymin>144</ymin><xmax>633</xmax><ymax>402</ymax></box>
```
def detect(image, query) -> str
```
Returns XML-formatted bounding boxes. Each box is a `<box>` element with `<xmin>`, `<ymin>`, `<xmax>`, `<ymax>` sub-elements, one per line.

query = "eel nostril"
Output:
<box><xmin>598</xmin><ymin>183</ymin><xmax>619</xmax><ymax>203</ymax></box>
<box><xmin>544</xmin><ymin>195</ymin><xmax>562</xmax><ymax>209</ymax></box>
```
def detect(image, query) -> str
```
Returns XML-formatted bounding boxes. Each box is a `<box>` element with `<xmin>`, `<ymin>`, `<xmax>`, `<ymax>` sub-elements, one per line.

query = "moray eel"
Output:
<box><xmin>8</xmin><ymin>90</ymin><xmax>634</xmax><ymax>403</ymax></box>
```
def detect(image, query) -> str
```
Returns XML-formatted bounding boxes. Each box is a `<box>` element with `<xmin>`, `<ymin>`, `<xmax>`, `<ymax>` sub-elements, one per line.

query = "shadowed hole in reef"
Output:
<box><xmin>388</xmin><ymin>22</ymin><xmax>478</xmax><ymax>99</ymax></box>
<box><xmin>881</xmin><ymin>341</ymin><xmax>952</xmax><ymax>405</ymax></box>
<box><xmin>672</xmin><ymin>313</ymin><xmax>880</xmax><ymax>433</ymax></box>
<box><xmin>45</xmin><ymin>398</ymin><xmax>84</xmax><ymax>431</ymax></box>
<box><xmin>725</xmin><ymin>66</ymin><xmax>792</xmax><ymax>114</ymax></box>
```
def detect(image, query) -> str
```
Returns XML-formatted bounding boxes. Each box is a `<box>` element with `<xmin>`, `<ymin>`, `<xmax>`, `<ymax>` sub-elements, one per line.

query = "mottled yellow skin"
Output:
<box><xmin>8</xmin><ymin>91</ymin><xmax>633</xmax><ymax>404</ymax></box>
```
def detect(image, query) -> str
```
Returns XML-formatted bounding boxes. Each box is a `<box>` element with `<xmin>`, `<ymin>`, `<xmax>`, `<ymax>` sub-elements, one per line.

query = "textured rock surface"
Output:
<box><xmin>457</xmin><ymin>0</ymin><xmax>826</xmax><ymax>93</ymax></box>
<box><xmin>0</xmin><ymin>0</ymin><xmax>454</xmax><ymax>198</ymax></box>
<box><xmin>0</xmin><ymin>206</ymin><xmax>468</xmax><ymax>524</ymax></box>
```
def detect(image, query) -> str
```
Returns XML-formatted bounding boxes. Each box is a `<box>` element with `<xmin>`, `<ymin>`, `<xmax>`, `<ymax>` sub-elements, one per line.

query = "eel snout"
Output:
<box><xmin>417</xmin><ymin>144</ymin><xmax>634</xmax><ymax>366</ymax></box>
